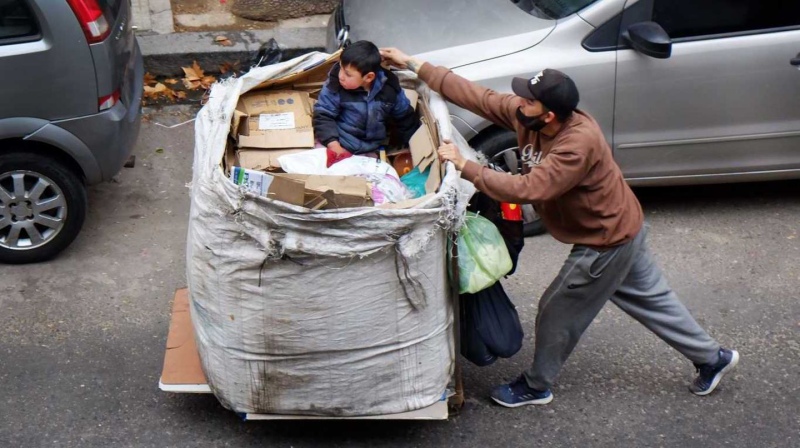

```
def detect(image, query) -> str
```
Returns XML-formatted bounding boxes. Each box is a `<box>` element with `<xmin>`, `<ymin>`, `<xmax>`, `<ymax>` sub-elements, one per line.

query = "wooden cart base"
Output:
<box><xmin>160</xmin><ymin>289</ymin><xmax>456</xmax><ymax>420</ymax></box>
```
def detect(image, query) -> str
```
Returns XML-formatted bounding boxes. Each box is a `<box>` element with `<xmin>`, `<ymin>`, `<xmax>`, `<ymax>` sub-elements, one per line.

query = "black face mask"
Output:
<box><xmin>516</xmin><ymin>107</ymin><xmax>548</xmax><ymax>132</ymax></box>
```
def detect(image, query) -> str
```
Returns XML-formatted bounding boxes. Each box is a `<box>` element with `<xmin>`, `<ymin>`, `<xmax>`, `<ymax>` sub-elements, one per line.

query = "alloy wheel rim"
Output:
<box><xmin>0</xmin><ymin>170</ymin><xmax>67</xmax><ymax>251</ymax></box>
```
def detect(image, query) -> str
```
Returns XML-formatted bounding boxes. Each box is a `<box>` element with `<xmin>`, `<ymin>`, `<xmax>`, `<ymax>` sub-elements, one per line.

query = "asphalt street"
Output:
<box><xmin>1</xmin><ymin>107</ymin><xmax>798</xmax><ymax>447</ymax></box>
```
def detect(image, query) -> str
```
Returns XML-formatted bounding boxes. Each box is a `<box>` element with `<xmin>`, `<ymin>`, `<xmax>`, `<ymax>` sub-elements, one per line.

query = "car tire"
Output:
<box><xmin>472</xmin><ymin>130</ymin><xmax>547</xmax><ymax>237</ymax></box>
<box><xmin>0</xmin><ymin>151</ymin><xmax>87</xmax><ymax>264</ymax></box>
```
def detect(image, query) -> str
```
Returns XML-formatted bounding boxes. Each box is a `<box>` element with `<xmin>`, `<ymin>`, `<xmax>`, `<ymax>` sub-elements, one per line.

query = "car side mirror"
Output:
<box><xmin>623</xmin><ymin>22</ymin><xmax>672</xmax><ymax>59</ymax></box>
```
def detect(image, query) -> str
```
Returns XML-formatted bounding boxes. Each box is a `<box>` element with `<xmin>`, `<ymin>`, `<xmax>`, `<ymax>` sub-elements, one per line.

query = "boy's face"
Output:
<box><xmin>339</xmin><ymin>64</ymin><xmax>376</xmax><ymax>91</ymax></box>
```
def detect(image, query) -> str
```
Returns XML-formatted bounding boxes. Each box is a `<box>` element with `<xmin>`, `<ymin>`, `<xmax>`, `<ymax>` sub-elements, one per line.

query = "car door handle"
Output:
<box><xmin>791</xmin><ymin>53</ymin><xmax>800</xmax><ymax>67</ymax></box>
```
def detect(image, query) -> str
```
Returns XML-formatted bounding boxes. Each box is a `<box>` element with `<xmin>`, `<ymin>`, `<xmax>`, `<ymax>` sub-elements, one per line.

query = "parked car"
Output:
<box><xmin>0</xmin><ymin>0</ymin><xmax>143</xmax><ymax>263</ymax></box>
<box><xmin>327</xmin><ymin>0</ymin><xmax>800</xmax><ymax>236</ymax></box>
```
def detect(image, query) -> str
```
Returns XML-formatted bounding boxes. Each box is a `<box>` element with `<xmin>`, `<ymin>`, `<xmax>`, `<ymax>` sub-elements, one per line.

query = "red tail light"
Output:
<box><xmin>98</xmin><ymin>90</ymin><xmax>120</xmax><ymax>111</ymax></box>
<box><xmin>67</xmin><ymin>0</ymin><xmax>110</xmax><ymax>43</ymax></box>
<box><xmin>500</xmin><ymin>203</ymin><xmax>523</xmax><ymax>221</ymax></box>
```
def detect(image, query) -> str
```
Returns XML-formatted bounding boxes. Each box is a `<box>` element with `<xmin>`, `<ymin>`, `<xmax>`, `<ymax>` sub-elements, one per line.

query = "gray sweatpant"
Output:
<box><xmin>523</xmin><ymin>225</ymin><xmax>721</xmax><ymax>391</ymax></box>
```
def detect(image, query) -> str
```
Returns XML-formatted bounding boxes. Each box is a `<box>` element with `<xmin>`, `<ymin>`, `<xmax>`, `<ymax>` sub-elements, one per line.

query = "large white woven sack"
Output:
<box><xmin>186</xmin><ymin>51</ymin><xmax>476</xmax><ymax>416</ymax></box>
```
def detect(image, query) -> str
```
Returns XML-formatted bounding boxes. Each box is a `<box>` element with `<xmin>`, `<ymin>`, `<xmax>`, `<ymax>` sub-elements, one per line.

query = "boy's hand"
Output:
<box><xmin>327</xmin><ymin>141</ymin><xmax>346</xmax><ymax>155</ymax></box>
<box><xmin>437</xmin><ymin>139</ymin><xmax>467</xmax><ymax>171</ymax></box>
<box><xmin>380</xmin><ymin>48</ymin><xmax>424</xmax><ymax>74</ymax></box>
<box><xmin>326</xmin><ymin>142</ymin><xmax>352</xmax><ymax>168</ymax></box>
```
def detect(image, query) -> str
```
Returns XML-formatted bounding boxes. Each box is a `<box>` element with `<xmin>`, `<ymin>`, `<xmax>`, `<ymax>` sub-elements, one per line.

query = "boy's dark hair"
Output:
<box><xmin>340</xmin><ymin>41</ymin><xmax>382</xmax><ymax>76</ymax></box>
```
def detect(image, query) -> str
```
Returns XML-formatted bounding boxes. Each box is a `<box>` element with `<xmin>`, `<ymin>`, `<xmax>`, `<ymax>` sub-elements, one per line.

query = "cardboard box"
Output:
<box><xmin>235</xmin><ymin>90</ymin><xmax>315</xmax><ymax>149</ymax></box>
<box><xmin>230</xmin><ymin>167</ymin><xmax>306</xmax><ymax>206</ymax></box>
<box><xmin>409</xmin><ymin>117</ymin><xmax>437</xmax><ymax>173</ymax></box>
<box><xmin>253</xmin><ymin>51</ymin><xmax>341</xmax><ymax>91</ymax></box>
<box><xmin>408</xmin><ymin>98</ymin><xmax>444</xmax><ymax>195</ymax></box>
<box><xmin>278</xmin><ymin>173</ymin><xmax>373</xmax><ymax>209</ymax></box>
<box><xmin>403</xmin><ymin>88</ymin><xmax>419</xmax><ymax>110</ymax></box>
<box><xmin>238</xmin><ymin>148</ymin><xmax>308</xmax><ymax>172</ymax></box>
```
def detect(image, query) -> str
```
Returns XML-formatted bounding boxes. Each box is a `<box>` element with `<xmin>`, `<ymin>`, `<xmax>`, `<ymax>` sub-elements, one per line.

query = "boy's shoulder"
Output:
<box><xmin>324</xmin><ymin>62</ymin><xmax>343</xmax><ymax>93</ymax></box>
<box><xmin>381</xmin><ymin>68</ymin><xmax>402</xmax><ymax>95</ymax></box>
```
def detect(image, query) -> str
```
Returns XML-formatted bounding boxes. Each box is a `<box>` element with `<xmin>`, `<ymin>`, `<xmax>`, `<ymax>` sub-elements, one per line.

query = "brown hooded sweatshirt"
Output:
<box><xmin>418</xmin><ymin>62</ymin><xmax>643</xmax><ymax>249</ymax></box>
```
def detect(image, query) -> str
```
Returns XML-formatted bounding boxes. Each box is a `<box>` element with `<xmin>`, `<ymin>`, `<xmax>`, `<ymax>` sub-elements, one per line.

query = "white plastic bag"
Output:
<box><xmin>367</xmin><ymin>174</ymin><xmax>414</xmax><ymax>205</ymax></box>
<box><xmin>277</xmin><ymin>147</ymin><xmax>328</xmax><ymax>174</ymax></box>
<box><xmin>328</xmin><ymin>156</ymin><xmax>400</xmax><ymax>179</ymax></box>
<box><xmin>278</xmin><ymin>149</ymin><xmax>401</xmax><ymax>179</ymax></box>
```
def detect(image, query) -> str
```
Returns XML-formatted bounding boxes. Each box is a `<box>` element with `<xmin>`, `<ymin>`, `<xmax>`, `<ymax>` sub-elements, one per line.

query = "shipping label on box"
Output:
<box><xmin>235</xmin><ymin>90</ymin><xmax>315</xmax><ymax>149</ymax></box>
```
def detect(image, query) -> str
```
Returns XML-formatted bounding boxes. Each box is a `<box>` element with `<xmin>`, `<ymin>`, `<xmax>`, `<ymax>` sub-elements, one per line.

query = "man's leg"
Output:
<box><xmin>491</xmin><ymin>231</ymin><xmax>643</xmax><ymax>407</ymax></box>
<box><xmin>609</xmin><ymin>231</ymin><xmax>738</xmax><ymax>394</ymax></box>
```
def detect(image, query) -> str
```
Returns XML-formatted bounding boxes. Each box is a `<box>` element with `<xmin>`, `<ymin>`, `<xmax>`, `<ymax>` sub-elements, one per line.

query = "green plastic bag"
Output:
<box><xmin>449</xmin><ymin>212</ymin><xmax>513</xmax><ymax>294</ymax></box>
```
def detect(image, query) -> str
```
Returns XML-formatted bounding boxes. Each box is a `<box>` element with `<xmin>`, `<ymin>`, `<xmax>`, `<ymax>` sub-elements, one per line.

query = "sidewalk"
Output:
<box><xmin>132</xmin><ymin>0</ymin><xmax>329</xmax><ymax>76</ymax></box>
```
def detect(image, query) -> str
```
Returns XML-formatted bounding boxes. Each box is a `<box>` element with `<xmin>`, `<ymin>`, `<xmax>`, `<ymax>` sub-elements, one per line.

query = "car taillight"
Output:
<box><xmin>67</xmin><ymin>0</ymin><xmax>110</xmax><ymax>44</ymax></box>
<box><xmin>98</xmin><ymin>90</ymin><xmax>120</xmax><ymax>111</ymax></box>
<box><xmin>500</xmin><ymin>203</ymin><xmax>523</xmax><ymax>221</ymax></box>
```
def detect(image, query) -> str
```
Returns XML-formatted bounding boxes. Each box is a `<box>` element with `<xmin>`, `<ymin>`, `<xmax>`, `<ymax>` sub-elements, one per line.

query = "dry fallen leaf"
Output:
<box><xmin>143</xmin><ymin>72</ymin><xmax>158</xmax><ymax>86</ymax></box>
<box><xmin>183</xmin><ymin>78</ymin><xmax>201</xmax><ymax>90</ymax></box>
<box><xmin>174</xmin><ymin>91</ymin><xmax>187</xmax><ymax>100</ymax></box>
<box><xmin>219</xmin><ymin>61</ymin><xmax>241</xmax><ymax>75</ymax></box>
<box><xmin>144</xmin><ymin>82</ymin><xmax>168</xmax><ymax>99</ymax></box>
<box><xmin>200</xmin><ymin>75</ymin><xmax>217</xmax><ymax>89</ymax></box>
<box><xmin>182</xmin><ymin>61</ymin><xmax>203</xmax><ymax>81</ymax></box>
<box><xmin>164</xmin><ymin>78</ymin><xmax>179</xmax><ymax>85</ymax></box>
<box><xmin>214</xmin><ymin>35</ymin><xmax>233</xmax><ymax>47</ymax></box>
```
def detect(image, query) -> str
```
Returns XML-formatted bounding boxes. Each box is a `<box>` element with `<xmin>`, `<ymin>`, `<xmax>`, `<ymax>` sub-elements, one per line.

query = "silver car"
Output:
<box><xmin>327</xmin><ymin>0</ymin><xmax>800</xmax><ymax>234</ymax></box>
<box><xmin>0</xmin><ymin>0</ymin><xmax>143</xmax><ymax>263</ymax></box>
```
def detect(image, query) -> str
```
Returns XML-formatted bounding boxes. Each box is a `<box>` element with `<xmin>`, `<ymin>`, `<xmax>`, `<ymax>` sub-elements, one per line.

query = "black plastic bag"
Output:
<box><xmin>460</xmin><ymin>281</ymin><xmax>524</xmax><ymax>366</ymax></box>
<box><xmin>252</xmin><ymin>38</ymin><xmax>283</xmax><ymax>68</ymax></box>
<box><xmin>460</xmin><ymin>290</ymin><xmax>498</xmax><ymax>366</ymax></box>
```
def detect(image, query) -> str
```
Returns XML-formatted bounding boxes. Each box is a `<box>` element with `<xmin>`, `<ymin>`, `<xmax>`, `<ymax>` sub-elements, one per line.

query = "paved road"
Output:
<box><xmin>1</xmin><ymin>108</ymin><xmax>798</xmax><ymax>447</ymax></box>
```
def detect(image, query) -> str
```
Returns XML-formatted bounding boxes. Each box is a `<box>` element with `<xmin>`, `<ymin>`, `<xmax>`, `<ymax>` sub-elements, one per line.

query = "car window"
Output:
<box><xmin>0</xmin><ymin>0</ymin><xmax>38</xmax><ymax>41</ymax></box>
<box><xmin>653</xmin><ymin>0</ymin><xmax>800</xmax><ymax>39</ymax></box>
<box><xmin>511</xmin><ymin>0</ymin><xmax>600</xmax><ymax>20</ymax></box>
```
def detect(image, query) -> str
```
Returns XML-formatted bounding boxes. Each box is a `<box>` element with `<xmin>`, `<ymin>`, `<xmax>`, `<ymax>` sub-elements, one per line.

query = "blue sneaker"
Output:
<box><xmin>490</xmin><ymin>376</ymin><xmax>553</xmax><ymax>407</ymax></box>
<box><xmin>690</xmin><ymin>348</ymin><xmax>739</xmax><ymax>396</ymax></box>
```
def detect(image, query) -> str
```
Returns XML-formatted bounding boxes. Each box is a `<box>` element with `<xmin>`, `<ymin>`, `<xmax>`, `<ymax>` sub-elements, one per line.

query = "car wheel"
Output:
<box><xmin>472</xmin><ymin>130</ymin><xmax>547</xmax><ymax>237</ymax></box>
<box><xmin>0</xmin><ymin>151</ymin><xmax>87</xmax><ymax>264</ymax></box>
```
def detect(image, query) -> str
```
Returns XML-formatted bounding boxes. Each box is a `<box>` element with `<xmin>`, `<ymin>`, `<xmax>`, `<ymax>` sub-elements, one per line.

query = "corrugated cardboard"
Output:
<box><xmin>223</xmin><ymin>139</ymin><xmax>240</xmax><ymax>174</ymax></box>
<box><xmin>277</xmin><ymin>173</ymin><xmax>373</xmax><ymax>209</ymax></box>
<box><xmin>236</xmin><ymin>90</ymin><xmax>315</xmax><ymax>149</ymax></box>
<box><xmin>403</xmin><ymin>88</ymin><xmax>419</xmax><ymax>110</ymax></box>
<box><xmin>410</xmin><ymin>118</ymin><xmax>438</xmax><ymax>173</ymax></box>
<box><xmin>253</xmin><ymin>51</ymin><xmax>341</xmax><ymax>91</ymax></box>
<box><xmin>238</xmin><ymin>148</ymin><xmax>308</xmax><ymax>172</ymax></box>
<box><xmin>230</xmin><ymin>167</ymin><xmax>306</xmax><ymax>206</ymax></box>
<box><xmin>161</xmin><ymin>289</ymin><xmax>207</xmax><ymax>386</ymax></box>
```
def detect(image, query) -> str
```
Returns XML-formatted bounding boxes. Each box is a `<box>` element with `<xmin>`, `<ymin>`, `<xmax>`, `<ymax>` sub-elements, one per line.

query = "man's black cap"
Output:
<box><xmin>511</xmin><ymin>69</ymin><xmax>579</xmax><ymax>116</ymax></box>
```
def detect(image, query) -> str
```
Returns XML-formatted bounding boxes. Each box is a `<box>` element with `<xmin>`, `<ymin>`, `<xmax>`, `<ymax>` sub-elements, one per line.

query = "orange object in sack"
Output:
<box><xmin>501</xmin><ymin>202</ymin><xmax>523</xmax><ymax>221</ymax></box>
<box><xmin>392</xmin><ymin>152</ymin><xmax>414</xmax><ymax>176</ymax></box>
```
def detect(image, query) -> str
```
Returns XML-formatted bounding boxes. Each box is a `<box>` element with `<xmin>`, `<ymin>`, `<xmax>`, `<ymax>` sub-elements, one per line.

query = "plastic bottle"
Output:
<box><xmin>392</xmin><ymin>152</ymin><xmax>414</xmax><ymax>176</ymax></box>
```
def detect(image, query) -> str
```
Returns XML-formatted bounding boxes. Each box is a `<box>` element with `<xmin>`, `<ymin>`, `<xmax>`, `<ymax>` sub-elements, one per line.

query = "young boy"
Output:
<box><xmin>313</xmin><ymin>41</ymin><xmax>419</xmax><ymax>167</ymax></box>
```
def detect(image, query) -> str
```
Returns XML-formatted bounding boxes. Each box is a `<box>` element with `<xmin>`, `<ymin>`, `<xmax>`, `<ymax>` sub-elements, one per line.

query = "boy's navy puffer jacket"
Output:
<box><xmin>313</xmin><ymin>63</ymin><xmax>419</xmax><ymax>155</ymax></box>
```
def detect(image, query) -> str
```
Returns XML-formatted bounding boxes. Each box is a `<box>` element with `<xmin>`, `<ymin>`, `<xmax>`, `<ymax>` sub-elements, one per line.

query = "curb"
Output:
<box><xmin>138</xmin><ymin>27</ymin><xmax>327</xmax><ymax>77</ymax></box>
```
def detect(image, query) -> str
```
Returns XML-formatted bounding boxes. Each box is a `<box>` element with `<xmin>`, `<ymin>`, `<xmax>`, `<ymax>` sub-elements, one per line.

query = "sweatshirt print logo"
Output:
<box><xmin>521</xmin><ymin>143</ymin><xmax>543</xmax><ymax>170</ymax></box>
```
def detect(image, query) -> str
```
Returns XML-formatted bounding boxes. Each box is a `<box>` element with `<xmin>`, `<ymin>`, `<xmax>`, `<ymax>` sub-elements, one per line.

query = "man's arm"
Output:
<box><xmin>382</xmin><ymin>48</ymin><xmax>519</xmax><ymax>131</ymax></box>
<box><xmin>438</xmin><ymin>139</ymin><xmax>591</xmax><ymax>203</ymax></box>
